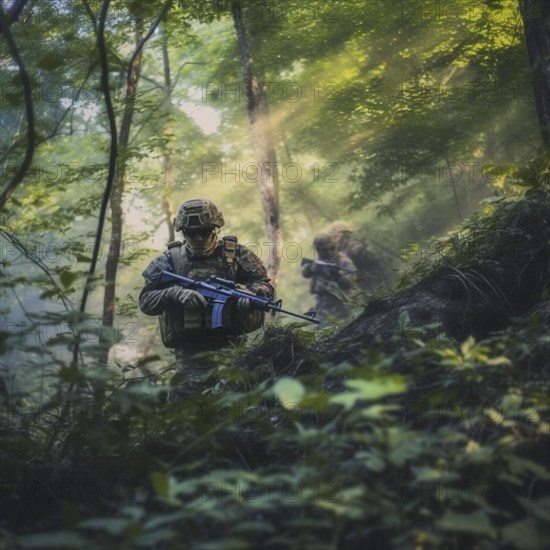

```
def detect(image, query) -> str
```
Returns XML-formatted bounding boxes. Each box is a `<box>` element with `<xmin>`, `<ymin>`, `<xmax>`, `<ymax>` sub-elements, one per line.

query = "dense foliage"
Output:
<box><xmin>2</xmin><ymin>185</ymin><xmax>549</xmax><ymax>548</ymax></box>
<box><xmin>1</xmin><ymin>0</ymin><xmax>549</xmax><ymax>547</ymax></box>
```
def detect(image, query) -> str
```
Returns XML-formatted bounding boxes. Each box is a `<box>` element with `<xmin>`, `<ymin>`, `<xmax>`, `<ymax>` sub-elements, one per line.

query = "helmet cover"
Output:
<box><xmin>174</xmin><ymin>198</ymin><xmax>225</xmax><ymax>232</ymax></box>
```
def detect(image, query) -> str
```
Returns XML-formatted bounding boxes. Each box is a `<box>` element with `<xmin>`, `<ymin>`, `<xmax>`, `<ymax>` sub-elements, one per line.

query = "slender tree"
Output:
<box><xmin>231</xmin><ymin>0</ymin><xmax>281</xmax><ymax>287</ymax></box>
<box><xmin>100</xmin><ymin>15</ymin><xmax>144</xmax><ymax>366</ymax></box>
<box><xmin>160</xmin><ymin>25</ymin><xmax>176</xmax><ymax>242</ymax></box>
<box><xmin>0</xmin><ymin>1</ymin><xmax>35</xmax><ymax>209</ymax></box>
<box><xmin>100</xmin><ymin>0</ymin><xmax>172</xmax><ymax>367</ymax></box>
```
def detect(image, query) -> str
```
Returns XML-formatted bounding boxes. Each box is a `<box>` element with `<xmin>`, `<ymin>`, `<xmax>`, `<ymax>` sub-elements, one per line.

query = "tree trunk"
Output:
<box><xmin>0</xmin><ymin>1</ymin><xmax>35</xmax><ymax>209</ymax></box>
<box><xmin>160</xmin><ymin>26</ymin><xmax>176</xmax><ymax>242</ymax></box>
<box><xmin>519</xmin><ymin>0</ymin><xmax>550</xmax><ymax>150</ymax></box>
<box><xmin>100</xmin><ymin>22</ymin><xmax>144</xmax><ymax>365</ymax></box>
<box><xmin>231</xmin><ymin>1</ymin><xmax>281</xmax><ymax>288</ymax></box>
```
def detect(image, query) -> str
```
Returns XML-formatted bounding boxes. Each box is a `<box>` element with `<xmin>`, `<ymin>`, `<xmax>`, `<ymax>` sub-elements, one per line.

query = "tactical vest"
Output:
<box><xmin>158</xmin><ymin>236</ymin><xmax>264</xmax><ymax>348</ymax></box>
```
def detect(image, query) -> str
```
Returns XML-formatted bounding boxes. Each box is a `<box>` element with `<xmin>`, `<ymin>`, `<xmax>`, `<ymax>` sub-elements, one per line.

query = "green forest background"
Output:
<box><xmin>1</xmin><ymin>0</ymin><xmax>549</xmax><ymax>548</ymax></box>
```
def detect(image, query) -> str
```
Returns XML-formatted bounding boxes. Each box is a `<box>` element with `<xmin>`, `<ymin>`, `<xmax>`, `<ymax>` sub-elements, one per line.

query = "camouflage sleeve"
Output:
<box><xmin>346</xmin><ymin>239</ymin><xmax>371</xmax><ymax>273</ymax></box>
<box><xmin>335</xmin><ymin>253</ymin><xmax>355</xmax><ymax>290</ymax></box>
<box><xmin>138</xmin><ymin>253</ymin><xmax>173</xmax><ymax>316</ymax></box>
<box><xmin>235</xmin><ymin>244</ymin><xmax>274</xmax><ymax>299</ymax></box>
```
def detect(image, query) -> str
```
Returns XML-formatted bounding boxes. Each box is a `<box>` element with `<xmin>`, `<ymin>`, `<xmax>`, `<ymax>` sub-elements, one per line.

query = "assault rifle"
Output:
<box><xmin>157</xmin><ymin>270</ymin><xmax>320</xmax><ymax>328</ymax></box>
<box><xmin>301</xmin><ymin>258</ymin><xmax>356</xmax><ymax>273</ymax></box>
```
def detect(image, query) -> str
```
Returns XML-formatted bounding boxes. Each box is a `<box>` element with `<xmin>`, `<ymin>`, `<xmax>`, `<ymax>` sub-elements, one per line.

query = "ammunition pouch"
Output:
<box><xmin>160</xmin><ymin>303</ymin><xmax>263</xmax><ymax>348</ymax></box>
<box><xmin>159</xmin><ymin>304</ymin><xmax>185</xmax><ymax>348</ymax></box>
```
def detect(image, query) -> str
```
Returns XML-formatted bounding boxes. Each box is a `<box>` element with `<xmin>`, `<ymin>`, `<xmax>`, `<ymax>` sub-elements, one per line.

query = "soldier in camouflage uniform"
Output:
<box><xmin>139</xmin><ymin>199</ymin><xmax>274</xmax><ymax>399</ymax></box>
<box><xmin>327</xmin><ymin>221</ymin><xmax>387</xmax><ymax>291</ymax></box>
<box><xmin>301</xmin><ymin>233</ymin><xmax>355</xmax><ymax>322</ymax></box>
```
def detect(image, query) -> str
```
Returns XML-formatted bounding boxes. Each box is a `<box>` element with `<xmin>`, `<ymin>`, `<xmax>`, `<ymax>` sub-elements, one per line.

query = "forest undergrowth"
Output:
<box><xmin>1</xmin><ymin>183</ymin><xmax>549</xmax><ymax>549</ymax></box>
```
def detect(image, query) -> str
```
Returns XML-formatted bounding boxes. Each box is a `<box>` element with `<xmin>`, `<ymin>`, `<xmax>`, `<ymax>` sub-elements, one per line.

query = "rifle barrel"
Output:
<box><xmin>273</xmin><ymin>305</ymin><xmax>320</xmax><ymax>324</ymax></box>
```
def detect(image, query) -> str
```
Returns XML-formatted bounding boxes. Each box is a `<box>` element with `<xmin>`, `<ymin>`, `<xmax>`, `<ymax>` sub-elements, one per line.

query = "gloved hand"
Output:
<box><xmin>244</xmin><ymin>285</ymin><xmax>270</xmax><ymax>298</ymax></box>
<box><xmin>167</xmin><ymin>286</ymin><xmax>207</xmax><ymax>308</ymax></box>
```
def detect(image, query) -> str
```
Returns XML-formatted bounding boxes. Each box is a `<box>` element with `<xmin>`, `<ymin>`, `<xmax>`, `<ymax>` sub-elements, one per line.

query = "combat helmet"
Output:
<box><xmin>327</xmin><ymin>221</ymin><xmax>353</xmax><ymax>235</ymax></box>
<box><xmin>174</xmin><ymin>199</ymin><xmax>225</xmax><ymax>232</ymax></box>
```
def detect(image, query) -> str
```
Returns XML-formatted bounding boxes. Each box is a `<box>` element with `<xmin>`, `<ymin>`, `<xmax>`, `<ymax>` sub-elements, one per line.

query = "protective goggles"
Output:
<box><xmin>183</xmin><ymin>226</ymin><xmax>215</xmax><ymax>238</ymax></box>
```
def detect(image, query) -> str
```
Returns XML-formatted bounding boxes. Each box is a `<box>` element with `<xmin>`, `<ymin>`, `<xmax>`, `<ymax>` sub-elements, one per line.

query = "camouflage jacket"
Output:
<box><xmin>139</xmin><ymin>239</ymin><xmax>274</xmax><ymax>345</ymax></box>
<box><xmin>338</xmin><ymin>234</ymin><xmax>386</xmax><ymax>287</ymax></box>
<box><xmin>338</xmin><ymin>235</ymin><xmax>370</xmax><ymax>273</ymax></box>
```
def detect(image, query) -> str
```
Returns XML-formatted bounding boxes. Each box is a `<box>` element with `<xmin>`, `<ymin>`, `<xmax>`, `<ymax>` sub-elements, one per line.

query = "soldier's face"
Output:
<box><xmin>317</xmin><ymin>245</ymin><xmax>335</xmax><ymax>259</ymax></box>
<box><xmin>184</xmin><ymin>226</ymin><xmax>217</xmax><ymax>256</ymax></box>
<box><xmin>184</xmin><ymin>227</ymin><xmax>215</xmax><ymax>241</ymax></box>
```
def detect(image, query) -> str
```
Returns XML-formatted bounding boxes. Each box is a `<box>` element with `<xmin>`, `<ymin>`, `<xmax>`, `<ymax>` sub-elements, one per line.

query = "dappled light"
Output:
<box><xmin>1</xmin><ymin>1</ymin><xmax>549</xmax><ymax>548</ymax></box>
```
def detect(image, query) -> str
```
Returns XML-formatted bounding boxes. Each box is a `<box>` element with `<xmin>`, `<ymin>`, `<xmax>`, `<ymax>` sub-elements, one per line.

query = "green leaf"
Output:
<box><xmin>37</xmin><ymin>52</ymin><xmax>65</xmax><ymax>71</ymax></box>
<box><xmin>59</xmin><ymin>270</ymin><xmax>79</xmax><ymax>289</ymax></box>
<box><xmin>506</xmin><ymin>456</ymin><xmax>550</xmax><ymax>480</ymax></box>
<box><xmin>412</xmin><ymin>466</ymin><xmax>445</xmax><ymax>482</ymax></box>
<box><xmin>500</xmin><ymin>518</ymin><xmax>540</xmax><ymax>550</ymax></box>
<box><xmin>523</xmin><ymin>497</ymin><xmax>550</xmax><ymax>522</ymax></box>
<box><xmin>58</xmin><ymin>365</ymin><xmax>81</xmax><ymax>383</ymax></box>
<box><xmin>151</xmin><ymin>472</ymin><xmax>169</xmax><ymax>498</ymax></box>
<box><xmin>331</xmin><ymin>376</ymin><xmax>406</xmax><ymax>409</ymax></box>
<box><xmin>17</xmin><ymin>532</ymin><xmax>91</xmax><ymax>549</ymax></box>
<box><xmin>437</xmin><ymin>509</ymin><xmax>496</xmax><ymax>538</ymax></box>
<box><xmin>78</xmin><ymin>517</ymin><xmax>132</xmax><ymax>536</ymax></box>
<box><xmin>316</xmin><ymin>500</ymin><xmax>364</xmax><ymax>519</ymax></box>
<box><xmin>361</xmin><ymin>404</ymin><xmax>400</xmax><ymax>419</ymax></box>
<box><xmin>143</xmin><ymin>512</ymin><xmax>187</xmax><ymax>531</ymax></box>
<box><xmin>355</xmin><ymin>451</ymin><xmax>386</xmax><ymax>472</ymax></box>
<box><xmin>399</xmin><ymin>310</ymin><xmax>411</xmax><ymax>326</ymax></box>
<box><xmin>486</xmin><ymin>356</ymin><xmax>511</xmax><ymax>366</ymax></box>
<box><xmin>272</xmin><ymin>378</ymin><xmax>305</xmax><ymax>410</ymax></box>
<box><xmin>229</xmin><ymin>520</ymin><xmax>276</xmax><ymax>534</ymax></box>
<box><xmin>194</xmin><ymin>538</ymin><xmax>251</xmax><ymax>549</ymax></box>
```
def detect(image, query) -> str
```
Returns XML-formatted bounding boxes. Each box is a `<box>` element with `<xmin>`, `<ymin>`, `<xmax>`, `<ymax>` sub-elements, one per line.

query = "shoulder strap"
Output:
<box><xmin>222</xmin><ymin>235</ymin><xmax>238</xmax><ymax>276</ymax></box>
<box><xmin>166</xmin><ymin>240</ymin><xmax>185</xmax><ymax>274</ymax></box>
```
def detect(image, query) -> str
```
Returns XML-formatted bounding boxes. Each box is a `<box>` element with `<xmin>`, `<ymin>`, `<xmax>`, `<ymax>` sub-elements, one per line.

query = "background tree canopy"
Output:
<box><xmin>1</xmin><ymin>0</ymin><xmax>549</xmax><ymax>548</ymax></box>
